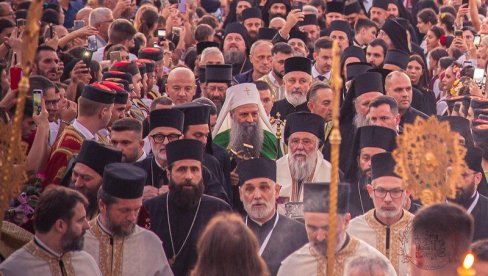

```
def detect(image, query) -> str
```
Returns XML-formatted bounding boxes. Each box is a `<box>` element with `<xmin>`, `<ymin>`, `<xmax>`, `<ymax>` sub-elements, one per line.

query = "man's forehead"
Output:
<box><xmin>172</xmin><ymin>159</ymin><xmax>201</xmax><ymax>168</ymax></box>
<box><xmin>233</xmin><ymin>103</ymin><xmax>259</xmax><ymax>113</ymax></box>
<box><xmin>150</xmin><ymin>126</ymin><xmax>181</xmax><ymax>135</ymax></box>
<box><xmin>243</xmin><ymin>177</ymin><xmax>275</xmax><ymax>187</ymax></box>
<box><xmin>290</xmin><ymin>131</ymin><xmax>316</xmax><ymax>140</ymax></box>
<box><xmin>226</xmin><ymin>33</ymin><xmax>244</xmax><ymax>40</ymax></box>
<box><xmin>74</xmin><ymin>162</ymin><xmax>99</xmax><ymax>176</ymax></box>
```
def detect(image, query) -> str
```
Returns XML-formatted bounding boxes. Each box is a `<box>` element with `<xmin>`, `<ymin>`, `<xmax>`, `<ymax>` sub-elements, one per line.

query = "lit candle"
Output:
<box><xmin>457</xmin><ymin>253</ymin><xmax>476</xmax><ymax>276</ymax></box>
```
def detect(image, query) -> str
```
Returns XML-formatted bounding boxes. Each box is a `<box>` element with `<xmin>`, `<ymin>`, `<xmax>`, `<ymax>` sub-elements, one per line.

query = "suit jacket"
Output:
<box><xmin>234</xmin><ymin>69</ymin><xmax>254</xmax><ymax>84</ymax></box>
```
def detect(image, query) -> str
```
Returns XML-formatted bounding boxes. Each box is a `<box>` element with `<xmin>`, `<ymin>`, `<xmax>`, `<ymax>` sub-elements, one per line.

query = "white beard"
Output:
<box><xmin>285</xmin><ymin>89</ymin><xmax>307</xmax><ymax>107</ymax></box>
<box><xmin>243</xmin><ymin>199</ymin><xmax>275</xmax><ymax>220</ymax></box>
<box><xmin>353</xmin><ymin>112</ymin><xmax>369</xmax><ymax>128</ymax></box>
<box><xmin>289</xmin><ymin>150</ymin><xmax>317</xmax><ymax>183</ymax></box>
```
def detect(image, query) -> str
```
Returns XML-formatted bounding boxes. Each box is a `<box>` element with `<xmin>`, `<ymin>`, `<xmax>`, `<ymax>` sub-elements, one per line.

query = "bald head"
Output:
<box><xmin>385</xmin><ymin>71</ymin><xmax>412</xmax><ymax>114</ymax></box>
<box><xmin>165</xmin><ymin>67</ymin><xmax>196</xmax><ymax>105</ymax></box>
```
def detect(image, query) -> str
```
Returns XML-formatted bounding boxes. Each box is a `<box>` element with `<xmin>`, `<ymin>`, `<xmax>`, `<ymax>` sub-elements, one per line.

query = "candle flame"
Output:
<box><xmin>463</xmin><ymin>253</ymin><xmax>475</xmax><ymax>269</ymax></box>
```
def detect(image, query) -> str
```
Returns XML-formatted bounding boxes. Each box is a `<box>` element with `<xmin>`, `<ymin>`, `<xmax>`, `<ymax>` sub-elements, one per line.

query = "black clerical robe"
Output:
<box><xmin>270</xmin><ymin>100</ymin><xmax>309</xmax><ymax>119</ymax></box>
<box><xmin>246</xmin><ymin>212</ymin><xmax>308</xmax><ymax>276</ymax></box>
<box><xmin>411</xmin><ymin>86</ymin><xmax>436</xmax><ymax>116</ymax></box>
<box><xmin>456</xmin><ymin>192</ymin><xmax>488</xmax><ymax>241</ymax></box>
<box><xmin>348</xmin><ymin>175</ymin><xmax>375</xmax><ymax>219</ymax></box>
<box><xmin>144</xmin><ymin>193</ymin><xmax>231</xmax><ymax>276</ymax></box>
<box><xmin>211</xmin><ymin>144</ymin><xmax>232</xmax><ymax>203</ymax></box>
<box><xmin>135</xmin><ymin>156</ymin><xmax>229</xmax><ymax>202</ymax></box>
<box><xmin>400</xmin><ymin>106</ymin><xmax>429</xmax><ymax>127</ymax></box>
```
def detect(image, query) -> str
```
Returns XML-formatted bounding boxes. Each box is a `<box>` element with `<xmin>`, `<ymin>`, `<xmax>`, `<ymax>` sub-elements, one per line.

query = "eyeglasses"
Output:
<box><xmin>373</xmin><ymin>188</ymin><xmax>404</xmax><ymax>199</ymax></box>
<box><xmin>150</xmin><ymin>133</ymin><xmax>181</xmax><ymax>144</ymax></box>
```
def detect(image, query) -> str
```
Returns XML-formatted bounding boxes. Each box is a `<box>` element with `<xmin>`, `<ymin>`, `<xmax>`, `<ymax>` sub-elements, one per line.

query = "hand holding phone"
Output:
<box><xmin>110</xmin><ymin>51</ymin><xmax>122</xmax><ymax>63</ymax></box>
<box><xmin>178</xmin><ymin>0</ymin><xmax>186</xmax><ymax>13</ymax></box>
<box><xmin>32</xmin><ymin>89</ymin><xmax>43</xmax><ymax>115</ymax></box>
<box><xmin>82</xmin><ymin>50</ymin><xmax>93</xmax><ymax>68</ymax></box>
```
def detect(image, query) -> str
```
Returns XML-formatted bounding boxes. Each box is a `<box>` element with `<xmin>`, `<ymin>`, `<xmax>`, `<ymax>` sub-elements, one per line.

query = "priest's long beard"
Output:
<box><xmin>224</xmin><ymin>49</ymin><xmax>246</xmax><ymax>65</ymax></box>
<box><xmin>169</xmin><ymin>178</ymin><xmax>204</xmax><ymax>210</ymax></box>
<box><xmin>285</xmin><ymin>89</ymin><xmax>307</xmax><ymax>107</ymax></box>
<box><xmin>60</xmin><ymin>227</ymin><xmax>85</xmax><ymax>252</ymax></box>
<box><xmin>289</xmin><ymin>150</ymin><xmax>317</xmax><ymax>184</ymax></box>
<box><xmin>229</xmin><ymin>118</ymin><xmax>263</xmax><ymax>158</ymax></box>
<box><xmin>104</xmin><ymin>210</ymin><xmax>136</xmax><ymax>237</ymax></box>
<box><xmin>353</xmin><ymin>112</ymin><xmax>369</xmax><ymax>128</ymax></box>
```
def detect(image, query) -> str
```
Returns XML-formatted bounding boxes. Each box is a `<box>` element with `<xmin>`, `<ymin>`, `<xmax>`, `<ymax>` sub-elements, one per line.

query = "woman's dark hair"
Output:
<box><xmin>191</xmin><ymin>212</ymin><xmax>270</xmax><ymax>276</ymax></box>
<box><xmin>138</xmin><ymin>8</ymin><xmax>159</xmax><ymax>40</ymax></box>
<box><xmin>41</xmin><ymin>8</ymin><xmax>60</xmax><ymax>25</ymax></box>
<box><xmin>430</xmin><ymin>25</ymin><xmax>445</xmax><ymax>39</ymax></box>
<box><xmin>430</xmin><ymin>47</ymin><xmax>448</xmax><ymax>63</ymax></box>
<box><xmin>439</xmin><ymin>13</ymin><xmax>455</xmax><ymax>33</ymax></box>
<box><xmin>408</xmin><ymin>54</ymin><xmax>429</xmax><ymax>88</ymax></box>
<box><xmin>439</xmin><ymin>6</ymin><xmax>456</xmax><ymax>17</ymax></box>
<box><xmin>89</xmin><ymin>60</ymin><xmax>101</xmax><ymax>83</ymax></box>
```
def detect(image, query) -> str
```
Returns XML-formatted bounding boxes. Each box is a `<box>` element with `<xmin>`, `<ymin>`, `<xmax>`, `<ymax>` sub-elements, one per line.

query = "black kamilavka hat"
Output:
<box><xmin>166</xmin><ymin>139</ymin><xmax>204</xmax><ymax>165</ymax></box>
<box><xmin>103</xmin><ymin>163</ymin><xmax>146</xmax><ymax>199</ymax></box>
<box><xmin>303</xmin><ymin>182</ymin><xmax>350</xmax><ymax>214</ymax></box>
<box><xmin>77</xmin><ymin>140</ymin><xmax>122</xmax><ymax>176</ymax></box>
<box><xmin>149</xmin><ymin>109</ymin><xmax>185</xmax><ymax>132</ymax></box>
<box><xmin>284</xmin><ymin>112</ymin><xmax>325</xmax><ymax>145</ymax></box>
<box><xmin>237</xmin><ymin>158</ymin><xmax>277</xmax><ymax>185</ymax></box>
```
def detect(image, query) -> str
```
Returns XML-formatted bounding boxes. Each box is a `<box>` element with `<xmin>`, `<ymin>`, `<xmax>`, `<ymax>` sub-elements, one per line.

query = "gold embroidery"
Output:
<box><xmin>89</xmin><ymin>220</ymin><xmax>125</xmax><ymax>276</ymax></box>
<box><xmin>364</xmin><ymin>210</ymin><xmax>414</xmax><ymax>274</ymax></box>
<box><xmin>24</xmin><ymin>241</ymin><xmax>76</xmax><ymax>276</ymax></box>
<box><xmin>309</xmin><ymin>236</ymin><xmax>360</xmax><ymax>276</ymax></box>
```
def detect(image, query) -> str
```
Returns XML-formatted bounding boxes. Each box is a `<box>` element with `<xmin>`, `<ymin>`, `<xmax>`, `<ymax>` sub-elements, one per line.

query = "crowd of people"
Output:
<box><xmin>0</xmin><ymin>0</ymin><xmax>487</xmax><ymax>274</ymax></box>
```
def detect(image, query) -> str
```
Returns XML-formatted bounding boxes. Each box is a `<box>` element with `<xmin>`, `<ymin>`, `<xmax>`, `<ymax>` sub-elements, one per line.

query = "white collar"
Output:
<box><xmin>268</xmin><ymin>72</ymin><xmax>279</xmax><ymax>86</ymax></box>
<box><xmin>34</xmin><ymin>236</ymin><xmax>62</xmax><ymax>258</ymax></box>
<box><xmin>96</xmin><ymin>215</ymin><xmax>114</xmax><ymax>237</ymax></box>
<box><xmin>311</xmin><ymin>65</ymin><xmax>330</xmax><ymax>79</ymax></box>
<box><xmin>72</xmin><ymin>119</ymin><xmax>97</xmax><ymax>141</ymax></box>
<box><xmin>136</xmin><ymin>151</ymin><xmax>147</xmax><ymax>162</ymax></box>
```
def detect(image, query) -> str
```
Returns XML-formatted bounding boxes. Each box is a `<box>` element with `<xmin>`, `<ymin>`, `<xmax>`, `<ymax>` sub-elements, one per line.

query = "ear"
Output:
<box><xmin>275</xmin><ymin>183</ymin><xmax>281</xmax><ymax>199</ymax></box>
<box><xmin>313</xmin><ymin>51</ymin><xmax>318</xmax><ymax>60</ymax></box>
<box><xmin>98</xmin><ymin>199</ymin><xmax>106</xmax><ymax>214</ymax></box>
<box><xmin>475</xmin><ymin>172</ymin><xmax>483</xmax><ymax>186</ymax></box>
<box><xmin>54</xmin><ymin>218</ymin><xmax>68</xmax><ymax>234</ymax></box>
<box><xmin>395</xmin><ymin>114</ymin><xmax>401</xmax><ymax>125</ymax></box>
<box><xmin>366</xmin><ymin>184</ymin><xmax>374</xmax><ymax>199</ymax></box>
<box><xmin>238</xmin><ymin>186</ymin><xmax>244</xmax><ymax>202</ymax></box>
<box><xmin>405</xmin><ymin>186</ymin><xmax>413</xmax><ymax>197</ymax></box>
<box><xmin>307</xmin><ymin>100</ymin><xmax>314</xmax><ymax>111</ymax></box>
<box><xmin>139</xmin><ymin>139</ymin><xmax>145</xmax><ymax>148</ymax></box>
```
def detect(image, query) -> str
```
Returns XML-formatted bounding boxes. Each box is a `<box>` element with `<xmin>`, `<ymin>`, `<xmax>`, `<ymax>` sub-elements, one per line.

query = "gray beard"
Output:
<box><xmin>353</xmin><ymin>113</ymin><xmax>369</xmax><ymax>128</ymax></box>
<box><xmin>229</xmin><ymin>118</ymin><xmax>264</xmax><ymax>158</ymax></box>
<box><xmin>224</xmin><ymin>50</ymin><xmax>246</xmax><ymax>65</ymax></box>
<box><xmin>285</xmin><ymin>89</ymin><xmax>307</xmax><ymax>107</ymax></box>
<box><xmin>289</xmin><ymin>150</ymin><xmax>317</xmax><ymax>183</ymax></box>
<box><xmin>243</xmin><ymin>198</ymin><xmax>275</xmax><ymax>221</ymax></box>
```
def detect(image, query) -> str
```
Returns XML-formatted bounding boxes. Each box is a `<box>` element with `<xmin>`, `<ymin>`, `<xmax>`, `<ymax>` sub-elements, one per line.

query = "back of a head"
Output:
<box><xmin>412</xmin><ymin>203</ymin><xmax>474</xmax><ymax>270</ymax></box>
<box><xmin>191</xmin><ymin>213</ymin><xmax>269</xmax><ymax>276</ymax></box>
<box><xmin>345</xmin><ymin>255</ymin><xmax>396</xmax><ymax>276</ymax></box>
<box><xmin>471</xmin><ymin>239</ymin><xmax>488</xmax><ymax>262</ymax></box>
<box><xmin>109</xmin><ymin>19</ymin><xmax>137</xmax><ymax>44</ymax></box>
<box><xmin>33</xmin><ymin>187</ymin><xmax>88</xmax><ymax>234</ymax></box>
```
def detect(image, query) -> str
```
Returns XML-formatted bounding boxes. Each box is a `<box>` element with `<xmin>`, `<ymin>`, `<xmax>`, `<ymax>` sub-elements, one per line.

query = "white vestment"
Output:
<box><xmin>83</xmin><ymin>218</ymin><xmax>173</xmax><ymax>276</ymax></box>
<box><xmin>277</xmin><ymin>235</ymin><xmax>397</xmax><ymax>276</ymax></box>
<box><xmin>277</xmin><ymin>150</ymin><xmax>332</xmax><ymax>200</ymax></box>
<box><xmin>347</xmin><ymin>210</ymin><xmax>414</xmax><ymax>276</ymax></box>
<box><xmin>0</xmin><ymin>239</ymin><xmax>102</xmax><ymax>276</ymax></box>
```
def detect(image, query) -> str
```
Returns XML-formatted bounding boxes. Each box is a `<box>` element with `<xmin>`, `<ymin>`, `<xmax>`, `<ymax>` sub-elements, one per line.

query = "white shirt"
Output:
<box><xmin>312</xmin><ymin>64</ymin><xmax>331</xmax><ymax>81</ymax></box>
<box><xmin>49</xmin><ymin>120</ymin><xmax>60</xmax><ymax>146</ymax></box>
<box><xmin>136</xmin><ymin>151</ymin><xmax>147</xmax><ymax>162</ymax></box>
<box><xmin>362</xmin><ymin>0</ymin><xmax>373</xmax><ymax>13</ymax></box>
<box><xmin>72</xmin><ymin>119</ymin><xmax>97</xmax><ymax>141</ymax></box>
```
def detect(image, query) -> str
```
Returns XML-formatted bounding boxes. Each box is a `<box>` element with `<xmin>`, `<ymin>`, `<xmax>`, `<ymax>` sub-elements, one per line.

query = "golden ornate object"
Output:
<box><xmin>326</xmin><ymin>40</ymin><xmax>343</xmax><ymax>276</ymax></box>
<box><xmin>228</xmin><ymin>144</ymin><xmax>255</xmax><ymax>160</ymax></box>
<box><xmin>270</xmin><ymin>112</ymin><xmax>285</xmax><ymax>159</ymax></box>
<box><xmin>0</xmin><ymin>0</ymin><xmax>44</xmax><ymax>225</ymax></box>
<box><xmin>393</xmin><ymin>117</ymin><xmax>466</xmax><ymax>205</ymax></box>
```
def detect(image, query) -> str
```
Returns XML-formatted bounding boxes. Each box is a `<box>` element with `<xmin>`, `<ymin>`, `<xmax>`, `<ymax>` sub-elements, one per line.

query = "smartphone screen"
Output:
<box><xmin>110</xmin><ymin>51</ymin><xmax>121</xmax><ymax>63</ymax></box>
<box><xmin>474</xmin><ymin>35</ymin><xmax>481</xmax><ymax>47</ymax></box>
<box><xmin>32</xmin><ymin>89</ymin><xmax>42</xmax><ymax>114</ymax></box>
<box><xmin>73</xmin><ymin>20</ymin><xmax>85</xmax><ymax>31</ymax></box>
<box><xmin>10</xmin><ymin>67</ymin><xmax>22</xmax><ymax>90</ymax></box>
<box><xmin>82</xmin><ymin>50</ymin><xmax>93</xmax><ymax>67</ymax></box>
<box><xmin>294</xmin><ymin>1</ymin><xmax>303</xmax><ymax>10</ymax></box>
<box><xmin>454</xmin><ymin>30</ymin><xmax>463</xmax><ymax>38</ymax></box>
<box><xmin>172</xmin><ymin>27</ymin><xmax>181</xmax><ymax>37</ymax></box>
<box><xmin>178</xmin><ymin>0</ymin><xmax>186</xmax><ymax>13</ymax></box>
<box><xmin>87</xmin><ymin>36</ymin><xmax>97</xmax><ymax>51</ymax></box>
<box><xmin>474</xmin><ymin>68</ymin><xmax>485</xmax><ymax>84</ymax></box>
